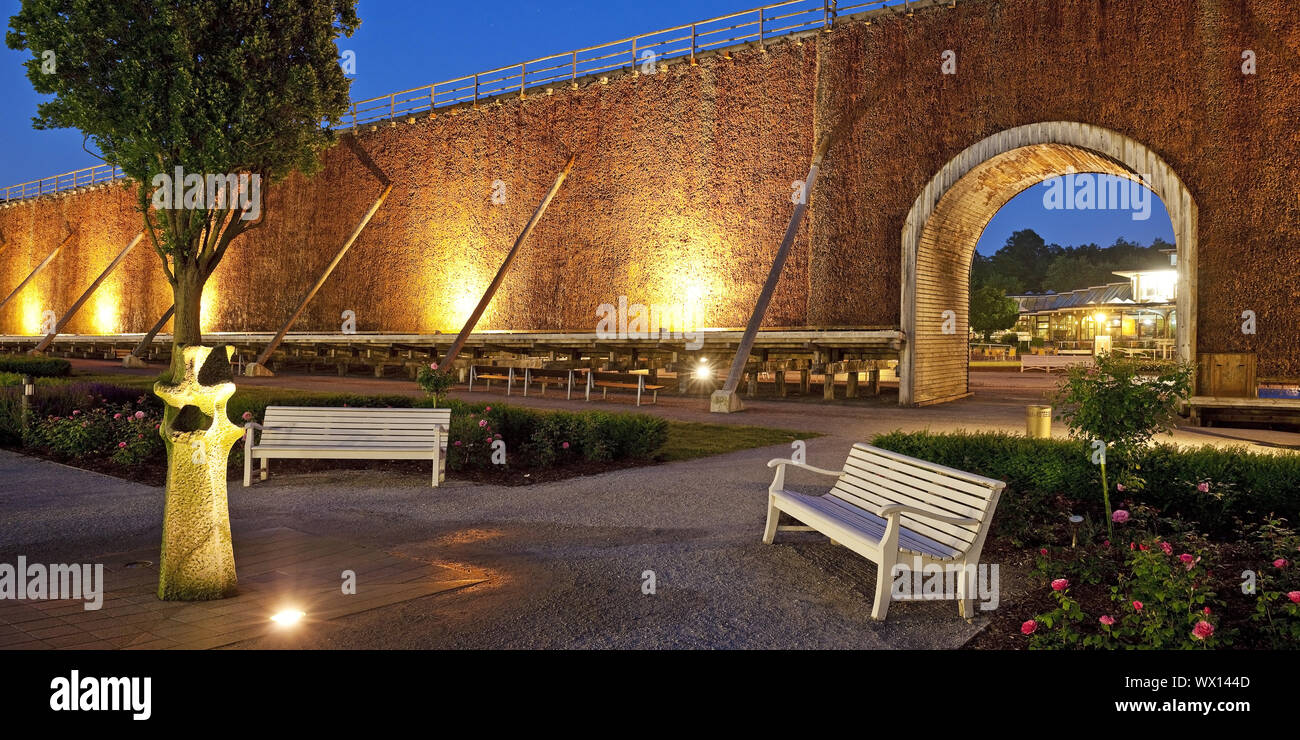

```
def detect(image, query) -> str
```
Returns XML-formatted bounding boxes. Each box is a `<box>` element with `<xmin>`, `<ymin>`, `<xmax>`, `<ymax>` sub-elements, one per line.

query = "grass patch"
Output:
<box><xmin>658</xmin><ymin>421</ymin><xmax>819</xmax><ymax>462</ymax></box>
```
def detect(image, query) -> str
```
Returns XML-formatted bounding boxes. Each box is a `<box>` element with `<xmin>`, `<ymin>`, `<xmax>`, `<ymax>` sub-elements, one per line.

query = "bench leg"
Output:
<box><xmin>762</xmin><ymin>497</ymin><xmax>781</xmax><ymax>544</ymax></box>
<box><xmin>871</xmin><ymin>554</ymin><xmax>896</xmax><ymax>621</ymax></box>
<box><xmin>260</xmin><ymin>457</ymin><xmax>268</xmax><ymax>481</ymax></box>
<box><xmin>957</xmin><ymin>560</ymin><xmax>973</xmax><ymax>620</ymax></box>
<box><xmin>243</xmin><ymin>452</ymin><xmax>252</xmax><ymax>487</ymax></box>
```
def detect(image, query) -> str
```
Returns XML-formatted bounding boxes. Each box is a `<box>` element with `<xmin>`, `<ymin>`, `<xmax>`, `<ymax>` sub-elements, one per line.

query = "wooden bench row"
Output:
<box><xmin>468</xmin><ymin>365</ymin><xmax>664</xmax><ymax>406</ymax></box>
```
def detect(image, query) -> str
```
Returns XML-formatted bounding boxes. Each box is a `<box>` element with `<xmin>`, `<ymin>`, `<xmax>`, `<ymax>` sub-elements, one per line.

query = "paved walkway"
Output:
<box><xmin>1</xmin><ymin>445</ymin><xmax>984</xmax><ymax>649</ymax></box>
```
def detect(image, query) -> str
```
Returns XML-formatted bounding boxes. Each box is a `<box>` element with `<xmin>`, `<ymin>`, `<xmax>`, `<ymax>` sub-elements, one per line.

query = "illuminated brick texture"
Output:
<box><xmin>0</xmin><ymin>0</ymin><xmax>1296</xmax><ymax>377</ymax></box>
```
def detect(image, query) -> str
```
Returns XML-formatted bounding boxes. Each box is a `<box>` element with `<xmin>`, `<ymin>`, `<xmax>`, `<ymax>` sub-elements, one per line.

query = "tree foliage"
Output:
<box><xmin>7</xmin><ymin>0</ymin><xmax>360</xmax><ymax>345</ymax></box>
<box><xmin>969</xmin><ymin>284</ymin><xmax>1020</xmax><ymax>341</ymax></box>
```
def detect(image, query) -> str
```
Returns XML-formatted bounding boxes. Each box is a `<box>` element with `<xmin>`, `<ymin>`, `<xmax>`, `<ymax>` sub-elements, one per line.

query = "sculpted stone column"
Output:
<box><xmin>155</xmin><ymin>345</ymin><xmax>245</xmax><ymax>601</ymax></box>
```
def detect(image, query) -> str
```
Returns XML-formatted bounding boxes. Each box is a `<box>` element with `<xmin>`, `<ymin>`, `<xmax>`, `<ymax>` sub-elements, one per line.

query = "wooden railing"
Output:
<box><xmin>1</xmin><ymin>162</ymin><xmax>125</xmax><ymax>203</ymax></box>
<box><xmin>2</xmin><ymin>0</ymin><xmax>916</xmax><ymax>203</ymax></box>
<box><xmin>343</xmin><ymin>0</ymin><xmax>903</xmax><ymax>127</ymax></box>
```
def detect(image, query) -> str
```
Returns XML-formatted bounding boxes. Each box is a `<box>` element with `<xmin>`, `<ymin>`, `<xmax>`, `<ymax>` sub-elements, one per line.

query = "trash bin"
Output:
<box><xmin>1026</xmin><ymin>405</ymin><xmax>1052</xmax><ymax>439</ymax></box>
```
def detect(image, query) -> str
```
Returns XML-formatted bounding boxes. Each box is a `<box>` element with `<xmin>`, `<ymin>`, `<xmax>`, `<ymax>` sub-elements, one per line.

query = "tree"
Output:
<box><xmin>969</xmin><ymin>285</ymin><xmax>1020</xmax><ymax>341</ymax></box>
<box><xmin>7</xmin><ymin>0</ymin><xmax>360</xmax><ymax>354</ymax></box>
<box><xmin>8</xmin><ymin>0</ymin><xmax>360</xmax><ymax>600</ymax></box>
<box><xmin>987</xmin><ymin>229</ymin><xmax>1061</xmax><ymax>293</ymax></box>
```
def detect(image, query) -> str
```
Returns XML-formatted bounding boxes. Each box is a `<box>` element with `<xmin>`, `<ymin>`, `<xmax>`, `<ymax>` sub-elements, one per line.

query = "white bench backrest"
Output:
<box><xmin>831</xmin><ymin>444</ymin><xmax>1005</xmax><ymax>555</ymax></box>
<box><xmin>259</xmin><ymin>406</ymin><xmax>451</xmax><ymax>449</ymax></box>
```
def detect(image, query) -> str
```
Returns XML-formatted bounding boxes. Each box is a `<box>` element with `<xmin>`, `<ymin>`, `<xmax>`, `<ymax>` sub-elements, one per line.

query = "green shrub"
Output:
<box><xmin>0</xmin><ymin>354</ymin><xmax>71</xmax><ymax>377</ymax></box>
<box><xmin>870</xmin><ymin>431</ymin><xmax>1300</xmax><ymax>538</ymax></box>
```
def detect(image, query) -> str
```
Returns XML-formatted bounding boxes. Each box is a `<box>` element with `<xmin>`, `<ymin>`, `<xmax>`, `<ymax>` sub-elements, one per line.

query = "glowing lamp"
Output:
<box><xmin>271</xmin><ymin>609</ymin><xmax>306</xmax><ymax>627</ymax></box>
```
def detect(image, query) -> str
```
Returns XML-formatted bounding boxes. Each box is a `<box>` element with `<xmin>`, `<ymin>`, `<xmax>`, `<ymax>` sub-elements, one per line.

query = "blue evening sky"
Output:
<box><xmin>1</xmin><ymin>0</ymin><xmax>1170</xmax><ymax>251</ymax></box>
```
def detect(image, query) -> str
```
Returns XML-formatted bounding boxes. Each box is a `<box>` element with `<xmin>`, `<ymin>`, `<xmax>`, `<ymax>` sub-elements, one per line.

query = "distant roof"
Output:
<box><xmin>1010</xmin><ymin>281</ymin><xmax>1143</xmax><ymax>313</ymax></box>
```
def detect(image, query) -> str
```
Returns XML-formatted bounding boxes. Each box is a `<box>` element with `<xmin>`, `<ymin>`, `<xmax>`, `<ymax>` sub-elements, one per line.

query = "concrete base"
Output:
<box><xmin>709</xmin><ymin>389</ymin><xmax>745</xmax><ymax>413</ymax></box>
<box><xmin>121</xmin><ymin>354</ymin><xmax>150</xmax><ymax>369</ymax></box>
<box><xmin>243</xmin><ymin>362</ymin><xmax>275</xmax><ymax>378</ymax></box>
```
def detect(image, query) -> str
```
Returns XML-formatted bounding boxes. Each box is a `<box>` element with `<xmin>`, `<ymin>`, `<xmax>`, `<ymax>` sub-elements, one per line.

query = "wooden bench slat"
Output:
<box><xmin>246</xmin><ymin>406</ymin><xmax>451</xmax><ymax>488</ymax></box>
<box><xmin>763</xmin><ymin>443</ymin><xmax>1005</xmax><ymax>621</ymax></box>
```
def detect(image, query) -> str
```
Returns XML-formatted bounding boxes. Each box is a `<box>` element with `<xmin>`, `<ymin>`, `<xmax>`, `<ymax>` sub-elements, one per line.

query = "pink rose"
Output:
<box><xmin>1274</xmin><ymin>558</ymin><xmax>1289</xmax><ymax>568</ymax></box>
<box><xmin>1040</xmin><ymin>548</ymin><xmax>1048</xmax><ymax>556</ymax></box>
<box><xmin>72</xmin><ymin>410</ymin><xmax>80</xmax><ymax>415</ymax></box>
<box><xmin>1197</xmin><ymin>482</ymin><xmax>1210</xmax><ymax>493</ymax></box>
<box><xmin>1111</xmin><ymin>510</ymin><xmax>1130</xmax><ymax>524</ymax></box>
<box><xmin>1051</xmin><ymin>579</ymin><xmax>1069</xmax><ymax>591</ymax></box>
<box><xmin>1020</xmin><ymin>620</ymin><xmax>1037</xmax><ymax>635</ymax></box>
<box><xmin>1103</xmin><ymin>540</ymin><xmax>1110</xmax><ymax>547</ymax></box>
<box><xmin>453</xmin><ymin>440</ymin><xmax>462</xmax><ymax>447</ymax></box>
<box><xmin>242</xmin><ymin>411</ymin><xmax>253</xmax><ymax>421</ymax></box>
<box><xmin>478</xmin><ymin>419</ymin><xmax>488</xmax><ymax>428</ymax></box>
<box><xmin>1287</xmin><ymin>592</ymin><xmax>1300</xmax><ymax>604</ymax></box>
<box><xmin>1139</xmin><ymin>544</ymin><xmax>1149</xmax><ymax>551</ymax></box>
<box><xmin>1099</xmin><ymin>615</ymin><xmax>1115</xmax><ymax>626</ymax></box>
<box><xmin>562</xmin><ymin>441</ymin><xmax>570</xmax><ymax>450</ymax></box>
<box><xmin>134</xmin><ymin>411</ymin><xmax>145</xmax><ymax>419</ymax></box>
<box><xmin>484</xmin><ymin>406</ymin><xmax>491</xmax><ymax>412</ymax></box>
<box><xmin>1132</xmin><ymin>601</ymin><xmax>1143</xmax><ymax>611</ymax></box>
<box><xmin>113</xmin><ymin>413</ymin><xmax>122</xmax><ymax>419</ymax></box>
<box><xmin>1203</xmin><ymin>607</ymin><xmax>1211</xmax><ymax>615</ymax></box>
<box><xmin>1160</xmin><ymin>542</ymin><xmax>1173</xmax><ymax>555</ymax></box>
<box><xmin>1179</xmin><ymin>553</ymin><xmax>1195</xmax><ymax>564</ymax></box>
<box><xmin>493</xmin><ymin>433</ymin><xmax>502</xmax><ymax>440</ymax></box>
<box><xmin>1116</xmin><ymin>483</ymin><xmax>1125</xmax><ymax>492</ymax></box>
<box><xmin>117</xmin><ymin>441</ymin><xmax>126</xmax><ymax>448</ymax></box>
<box><xmin>1191</xmin><ymin>621</ymin><xmax>1214</xmax><ymax>640</ymax></box>
<box><xmin>430</xmin><ymin>362</ymin><xmax>438</xmax><ymax>371</ymax></box>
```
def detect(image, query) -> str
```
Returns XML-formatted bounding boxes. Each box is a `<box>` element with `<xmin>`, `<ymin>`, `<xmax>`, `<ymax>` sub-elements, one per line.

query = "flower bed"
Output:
<box><xmin>4</xmin><ymin>381</ymin><xmax>670</xmax><ymax>485</ymax></box>
<box><xmin>872</xmin><ymin>431</ymin><xmax>1300</xmax><ymax>649</ymax></box>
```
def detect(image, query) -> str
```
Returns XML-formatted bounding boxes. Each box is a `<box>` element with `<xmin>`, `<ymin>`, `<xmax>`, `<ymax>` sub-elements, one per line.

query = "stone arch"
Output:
<box><xmin>898</xmin><ymin>122</ymin><xmax>1197</xmax><ymax>406</ymax></box>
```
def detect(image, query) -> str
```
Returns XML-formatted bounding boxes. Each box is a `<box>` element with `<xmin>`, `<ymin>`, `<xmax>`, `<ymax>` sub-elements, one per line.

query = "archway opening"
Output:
<box><xmin>899</xmin><ymin>123</ymin><xmax>1197</xmax><ymax>407</ymax></box>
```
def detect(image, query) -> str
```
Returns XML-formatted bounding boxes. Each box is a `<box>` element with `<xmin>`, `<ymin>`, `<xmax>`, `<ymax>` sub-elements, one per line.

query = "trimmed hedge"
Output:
<box><xmin>226</xmin><ymin>390</ymin><xmax>669</xmax><ymax>470</ymax></box>
<box><xmin>871</xmin><ymin>431</ymin><xmax>1300</xmax><ymax>539</ymax></box>
<box><xmin>0</xmin><ymin>354</ymin><xmax>71</xmax><ymax>377</ymax></box>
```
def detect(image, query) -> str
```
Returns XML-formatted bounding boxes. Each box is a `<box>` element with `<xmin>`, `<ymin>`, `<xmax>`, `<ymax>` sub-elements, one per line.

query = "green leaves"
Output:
<box><xmin>1054</xmin><ymin>352</ymin><xmax>1193</xmax><ymax>466</ymax></box>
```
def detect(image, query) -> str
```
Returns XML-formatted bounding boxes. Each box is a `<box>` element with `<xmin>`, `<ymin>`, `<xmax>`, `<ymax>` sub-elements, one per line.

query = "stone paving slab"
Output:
<box><xmin>0</xmin><ymin>527</ymin><xmax>484</xmax><ymax>650</ymax></box>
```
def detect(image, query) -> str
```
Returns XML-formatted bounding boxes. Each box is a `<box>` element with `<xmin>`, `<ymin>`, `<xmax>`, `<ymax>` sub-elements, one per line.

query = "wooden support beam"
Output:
<box><xmin>246</xmin><ymin>184</ymin><xmax>393</xmax><ymax>376</ymax></box>
<box><xmin>712</xmin><ymin>135</ymin><xmax>832</xmax><ymax>412</ymax></box>
<box><xmin>0</xmin><ymin>232</ymin><xmax>74</xmax><ymax>316</ymax></box>
<box><xmin>441</xmin><ymin>155</ymin><xmax>575</xmax><ymax>369</ymax></box>
<box><xmin>32</xmin><ymin>233</ymin><xmax>142</xmax><ymax>354</ymax></box>
<box><xmin>123</xmin><ymin>305</ymin><xmax>174</xmax><ymax>367</ymax></box>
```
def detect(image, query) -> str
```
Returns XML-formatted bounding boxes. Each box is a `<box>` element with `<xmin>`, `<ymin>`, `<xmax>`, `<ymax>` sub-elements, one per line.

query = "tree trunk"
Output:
<box><xmin>172</xmin><ymin>267</ymin><xmax>205</xmax><ymax>348</ymax></box>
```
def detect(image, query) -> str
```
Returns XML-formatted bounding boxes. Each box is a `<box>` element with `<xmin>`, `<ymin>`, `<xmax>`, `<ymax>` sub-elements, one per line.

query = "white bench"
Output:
<box><xmin>243</xmin><ymin>406</ymin><xmax>452</xmax><ymax>487</ymax></box>
<box><xmin>763</xmin><ymin>443</ymin><xmax>1005</xmax><ymax>620</ymax></box>
<box><xmin>1020</xmin><ymin>354</ymin><xmax>1094</xmax><ymax>373</ymax></box>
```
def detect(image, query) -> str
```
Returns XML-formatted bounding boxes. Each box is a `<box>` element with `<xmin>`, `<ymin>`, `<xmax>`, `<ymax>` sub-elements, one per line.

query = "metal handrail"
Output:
<box><xmin>2</xmin><ymin>0</ymin><xmax>916</xmax><ymax>203</ymax></box>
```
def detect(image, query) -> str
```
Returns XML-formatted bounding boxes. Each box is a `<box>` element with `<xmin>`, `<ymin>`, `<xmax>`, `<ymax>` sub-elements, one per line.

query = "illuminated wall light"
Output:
<box><xmin>200</xmin><ymin>281</ymin><xmax>219</xmax><ymax>333</ymax></box>
<box><xmin>21</xmin><ymin>293</ymin><xmax>45</xmax><ymax>336</ymax></box>
<box><xmin>91</xmin><ymin>282</ymin><xmax>121</xmax><ymax>334</ymax></box>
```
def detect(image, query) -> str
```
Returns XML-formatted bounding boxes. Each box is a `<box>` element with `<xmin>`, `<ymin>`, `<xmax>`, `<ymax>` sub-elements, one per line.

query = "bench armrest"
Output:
<box><xmin>878</xmin><ymin>503</ymin><xmax>978</xmax><ymax>526</ymax></box>
<box><xmin>766</xmin><ymin>459</ymin><xmax>842</xmax><ymax>477</ymax></box>
<box><xmin>767</xmin><ymin>458</ymin><xmax>842</xmax><ymax>495</ymax></box>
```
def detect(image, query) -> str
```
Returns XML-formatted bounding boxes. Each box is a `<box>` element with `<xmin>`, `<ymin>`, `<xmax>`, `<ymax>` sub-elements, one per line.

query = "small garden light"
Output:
<box><xmin>271</xmin><ymin>609</ymin><xmax>306</xmax><ymax>627</ymax></box>
<box><xmin>693</xmin><ymin>358</ymin><xmax>712</xmax><ymax>381</ymax></box>
<box><xmin>1068</xmin><ymin>514</ymin><xmax>1084</xmax><ymax>548</ymax></box>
